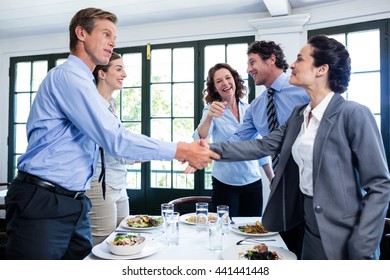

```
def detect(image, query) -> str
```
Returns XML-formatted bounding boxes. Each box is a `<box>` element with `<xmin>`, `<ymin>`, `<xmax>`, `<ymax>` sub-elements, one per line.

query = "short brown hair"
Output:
<box><xmin>69</xmin><ymin>7</ymin><xmax>117</xmax><ymax>51</ymax></box>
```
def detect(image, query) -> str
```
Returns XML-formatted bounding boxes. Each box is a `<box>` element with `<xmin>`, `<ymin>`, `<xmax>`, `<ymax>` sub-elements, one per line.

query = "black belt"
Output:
<box><xmin>16</xmin><ymin>171</ymin><xmax>85</xmax><ymax>200</ymax></box>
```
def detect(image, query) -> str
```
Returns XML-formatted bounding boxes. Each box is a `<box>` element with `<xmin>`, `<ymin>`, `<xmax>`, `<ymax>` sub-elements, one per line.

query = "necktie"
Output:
<box><xmin>98</xmin><ymin>147</ymin><xmax>106</xmax><ymax>200</ymax></box>
<box><xmin>267</xmin><ymin>87</ymin><xmax>279</xmax><ymax>170</ymax></box>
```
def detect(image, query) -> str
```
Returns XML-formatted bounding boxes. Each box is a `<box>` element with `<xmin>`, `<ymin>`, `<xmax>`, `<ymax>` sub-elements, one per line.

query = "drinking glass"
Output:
<box><xmin>195</xmin><ymin>202</ymin><xmax>208</xmax><ymax>232</ymax></box>
<box><xmin>208</xmin><ymin>214</ymin><xmax>222</xmax><ymax>251</ymax></box>
<box><xmin>161</xmin><ymin>203</ymin><xmax>174</xmax><ymax>244</ymax></box>
<box><xmin>165</xmin><ymin>211</ymin><xmax>180</xmax><ymax>246</ymax></box>
<box><xmin>217</xmin><ymin>205</ymin><xmax>229</xmax><ymax>234</ymax></box>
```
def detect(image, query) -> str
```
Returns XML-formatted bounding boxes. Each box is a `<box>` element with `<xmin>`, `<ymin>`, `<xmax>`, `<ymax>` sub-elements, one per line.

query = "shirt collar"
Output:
<box><xmin>307</xmin><ymin>91</ymin><xmax>335</xmax><ymax>122</ymax></box>
<box><xmin>269</xmin><ymin>72</ymin><xmax>288</xmax><ymax>93</ymax></box>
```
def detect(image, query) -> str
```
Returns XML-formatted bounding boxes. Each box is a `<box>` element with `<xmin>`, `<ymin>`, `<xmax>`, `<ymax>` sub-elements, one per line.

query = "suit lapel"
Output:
<box><xmin>312</xmin><ymin>94</ymin><xmax>345</xmax><ymax>189</ymax></box>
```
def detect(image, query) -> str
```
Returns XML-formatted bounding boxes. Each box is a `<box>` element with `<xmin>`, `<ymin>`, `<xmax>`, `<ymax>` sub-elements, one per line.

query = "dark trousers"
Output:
<box><xmin>211</xmin><ymin>177</ymin><xmax>263</xmax><ymax>217</ymax></box>
<box><xmin>5</xmin><ymin>178</ymin><xmax>93</xmax><ymax>260</ymax></box>
<box><xmin>279</xmin><ymin>222</ymin><xmax>305</xmax><ymax>260</ymax></box>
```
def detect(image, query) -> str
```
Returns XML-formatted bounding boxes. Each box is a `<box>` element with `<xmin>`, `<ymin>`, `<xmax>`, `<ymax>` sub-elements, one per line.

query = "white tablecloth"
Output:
<box><xmin>85</xmin><ymin>216</ymin><xmax>289</xmax><ymax>260</ymax></box>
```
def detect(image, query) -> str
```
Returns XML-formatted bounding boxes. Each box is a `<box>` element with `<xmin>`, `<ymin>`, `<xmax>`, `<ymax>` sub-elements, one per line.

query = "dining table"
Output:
<box><xmin>85</xmin><ymin>215</ymin><xmax>295</xmax><ymax>260</ymax></box>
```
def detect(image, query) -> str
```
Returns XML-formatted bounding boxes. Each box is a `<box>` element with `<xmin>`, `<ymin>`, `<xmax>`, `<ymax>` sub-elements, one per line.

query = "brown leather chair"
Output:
<box><xmin>167</xmin><ymin>196</ymin><xmax>212</xmax><ymax>213</ymax></box>
<box><xmin>168</xmin><ymin>196</ymin><xmax>211</xmax><ymax>205</ymax></box>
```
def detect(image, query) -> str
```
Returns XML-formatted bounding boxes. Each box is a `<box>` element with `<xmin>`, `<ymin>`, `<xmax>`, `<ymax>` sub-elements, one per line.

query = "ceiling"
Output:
<box><xmin>0</xmin><ymin>0</ymin><xmax>341</xmax><ymax>40</ymax></box>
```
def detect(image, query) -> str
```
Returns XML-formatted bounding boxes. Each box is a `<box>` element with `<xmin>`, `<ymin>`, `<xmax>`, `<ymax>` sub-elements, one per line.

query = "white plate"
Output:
<box><xmin>179</xmin><ymin>212</ymin><xmax>217</xmax><ymax>225</ymax></box>
<box><xmin>120</xmin><ymin>215</ymin><xmax>163</xmax><ymax>230</ymax></box>
<box><xmin>92</xmin><ymin>239</ymin><xmax>164</xmax><ymax>260</ymax></box>
<box><xmin>221</xmin><ymin>245</ymin><xmax>297</xmax><ymax>260</ymax></box>
<box><xmin>230</xmin><ymin>222</ymin><xmax>278</xmax><ymax>237</ymax></box>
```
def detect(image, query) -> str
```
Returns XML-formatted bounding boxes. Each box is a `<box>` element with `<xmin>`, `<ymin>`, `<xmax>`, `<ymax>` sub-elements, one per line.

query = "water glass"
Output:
<box><xmin>208</xmin><ymin>214</ymin><xmax>222</xmax><ymax>251</ymax></box>
<box><xmin>161</xmin><ymin>203</ymin><xmax>174</xmax><ymax>223</ymax></box>
<box><xmin>195</xmin><ymin>202</ymin><xmax>208</xmax><ymax>232</ymax></box>
<box><xmin>165</xmin><ymin>211</ymin><xmax>180</xmax><ymax>246</ymax></box>
<box><xmin>217</xmin><ymin>205</ymin><xmax>229</xmax><ymax>234</ymax></box>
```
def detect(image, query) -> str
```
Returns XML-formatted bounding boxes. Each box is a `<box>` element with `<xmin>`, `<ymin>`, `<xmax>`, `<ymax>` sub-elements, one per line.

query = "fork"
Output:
<box><xmin>236</xmin><ymin>238</ymin><xmax>276</xmax><ymax>245</ymax></box>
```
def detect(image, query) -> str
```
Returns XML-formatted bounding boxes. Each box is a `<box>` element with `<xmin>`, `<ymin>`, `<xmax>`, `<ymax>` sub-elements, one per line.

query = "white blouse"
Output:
<box><xmin>291</xmin><ymin>92</ymin><xmax>335</xmax><ymax>196</ymax></box>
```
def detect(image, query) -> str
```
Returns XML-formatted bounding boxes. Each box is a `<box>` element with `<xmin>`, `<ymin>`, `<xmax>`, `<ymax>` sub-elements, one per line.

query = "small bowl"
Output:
<box><xmin>106</xmin><ymin>234</ymin><xmax>146</xmax><ymax>255</ymax></box>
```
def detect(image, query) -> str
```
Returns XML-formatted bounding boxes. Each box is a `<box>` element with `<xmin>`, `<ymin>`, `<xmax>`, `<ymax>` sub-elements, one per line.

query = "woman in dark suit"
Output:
<box><xmin>206</xmin><ymin>35</ymin><xmax>390</xmax><ymax>259</ymax></box>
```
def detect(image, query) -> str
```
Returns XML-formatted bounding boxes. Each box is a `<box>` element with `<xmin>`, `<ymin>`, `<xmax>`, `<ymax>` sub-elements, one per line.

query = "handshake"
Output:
<box><xmin>175</xmin><ymin>139</ymin><xmax>220</xmax><ymax>173</ymax></box>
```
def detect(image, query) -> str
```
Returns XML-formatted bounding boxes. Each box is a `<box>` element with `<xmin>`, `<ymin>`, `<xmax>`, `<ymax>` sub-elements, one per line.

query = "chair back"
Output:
<box><xmin>167</xmin><ymin>196</ymin><xmax>212</xmax><ymax>213</ymax></box>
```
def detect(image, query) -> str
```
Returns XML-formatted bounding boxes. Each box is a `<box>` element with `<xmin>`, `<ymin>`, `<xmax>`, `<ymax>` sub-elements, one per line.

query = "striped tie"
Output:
<box><xmin>267</xmin><ymin>87</ymin><xmax>279</xmax><ymax>170</ymax></box>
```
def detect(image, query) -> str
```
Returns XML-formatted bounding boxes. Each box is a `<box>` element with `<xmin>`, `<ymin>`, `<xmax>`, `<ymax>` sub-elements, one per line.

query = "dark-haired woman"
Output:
<box><xmin>193</xmin><ymin>63</ymin><xmax>274</xmax><ymax>217</ymax></box>
<box><xmin>208</xmin><ymin>35</ymin><xmax>390</xmax><ymax>259</ymax></box>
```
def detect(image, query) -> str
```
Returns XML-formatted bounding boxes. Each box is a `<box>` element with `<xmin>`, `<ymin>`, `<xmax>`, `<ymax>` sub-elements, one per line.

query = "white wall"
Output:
<box><xmin>1</xmin><ymin>0</ymin><xmax>390</xmax><ymax>198</ymax></box>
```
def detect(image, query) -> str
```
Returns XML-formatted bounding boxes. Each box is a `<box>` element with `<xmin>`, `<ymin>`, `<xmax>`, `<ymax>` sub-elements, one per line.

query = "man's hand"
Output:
<box><xmin>175</xmin><ymin>140</ymin><xmax>220</xmax><ymax>170</ymax></box>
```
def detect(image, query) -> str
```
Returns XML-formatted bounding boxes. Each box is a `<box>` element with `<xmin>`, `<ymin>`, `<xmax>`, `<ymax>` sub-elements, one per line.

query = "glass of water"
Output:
<box><xmin>165</xmin><ymin>211</ymin><xmax>180</xmax><ymax>246</ymax></box>
<box><xmin>208</xmin><ymin>213</ymin><xmax>222</xmax><ymax>251</ymax></box>
<box><xmin>217</xmin><ymin>205</ymin><xmax>229</xmax><ymax>234</ymax></box>
<box><xmin>161</xmin><ymin>203</ymin><xmax>174</xmax><ymax>244</ymax></box>
<box><xmin>195</xmin><ymin>202</ymin><xmax>208</xmax><ymax>232</ymax></box>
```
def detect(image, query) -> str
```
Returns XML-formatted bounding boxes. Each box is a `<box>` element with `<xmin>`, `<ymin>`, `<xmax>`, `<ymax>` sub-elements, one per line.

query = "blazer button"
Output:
<box><xmin>314</xmin><ymin>205</ymin><xmax>322</xmax><ymax>213</ymax></box>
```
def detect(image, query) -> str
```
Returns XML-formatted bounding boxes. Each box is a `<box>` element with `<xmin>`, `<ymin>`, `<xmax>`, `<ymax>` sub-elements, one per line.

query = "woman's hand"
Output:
<box><xmin>208</xmin><ymin>101</ymin><xmax>227</xmax><ymax>118</ymax></box>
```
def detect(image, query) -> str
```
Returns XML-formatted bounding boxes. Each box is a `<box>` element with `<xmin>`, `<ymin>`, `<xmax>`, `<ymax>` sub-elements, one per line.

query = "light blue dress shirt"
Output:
<box><xmin>193</xmin><ymin>100</ymin><xmax>269</xmax><ymax>186</ymax></box>
<box><xmin>17</xmin><ymin>55</ymin><xmax>176</xmax><ymax>191</ymax></box>
<box><xmin>229</xmin><ymin>72</ymin><xmax>309</xmax><ymax>142</ymax></box>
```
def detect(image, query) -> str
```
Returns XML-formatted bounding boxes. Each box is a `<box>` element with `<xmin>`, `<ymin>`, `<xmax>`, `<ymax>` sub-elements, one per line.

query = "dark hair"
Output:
<box><xmin>203</xmin><ymin>63</ymin><xmax>247</xmax><ymax>104</ymax></box>
<box><xmin>247</xmin><ymin>41</ymin><xmax>289</xmax><ymax>72</ymax></box>
<box><xmin>69</xmin><ymin>8</ymin><xmax>117</xmax><ymax>51</ymax></box>
<box><xmin>308</xmin><ymin>35</ymin><xmax>351</xmax><ymax>94</ymax></box>
<box><xmin>93</xmin><ymin>52</ymin><xmax>121</xmax><ymax>85</ymax></box>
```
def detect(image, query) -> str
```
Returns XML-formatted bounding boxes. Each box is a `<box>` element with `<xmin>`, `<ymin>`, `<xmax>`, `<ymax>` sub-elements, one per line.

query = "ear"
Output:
<box><xmin>268</xmin><ymin>54</ymin><xmax>277</xmax><ymax>66</ymax></box>
<box><xmin>98</xmin><ymin>69</ymin><xmax>106</xmax><ymax>80</ymax></box>
<box><xmin>75</xmin><ymin>26</ymin><xmax>87</xmax><ymax>42</ymax></box>
<box><xmin>316</xmin><ymin>64</ymin><xmax>329</xmax><ymax>77</ymax></box>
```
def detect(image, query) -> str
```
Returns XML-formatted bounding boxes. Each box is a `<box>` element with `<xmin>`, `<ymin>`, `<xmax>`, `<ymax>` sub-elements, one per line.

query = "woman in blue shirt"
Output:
<box><xmin>193</xmin><ymin>63</ymin><xmax>273</xmax><ymax>216</ymax></box>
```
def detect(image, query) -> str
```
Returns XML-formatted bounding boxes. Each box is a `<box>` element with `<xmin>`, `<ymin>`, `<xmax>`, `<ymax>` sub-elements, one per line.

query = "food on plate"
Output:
<box><xmin>242</xmin><ymin>243</ymin><xmax>281</xmax><ymax>260</ymax></box>
<box><xmin>111</xmin><ymin>234</ymin><xmax>145</xmax><ymax>246</ymax></box>
<box><xmin>186</xmin><ymin>214</ymin><xmax>218</xmax><ymax>223</ymax></box>
<box><xmin>126</xmin><ymin>215</ymin><xmax>163</xmax><ymax>228</ymax></box>
<box><xmin>238</xmin><ymin>220</ymin><xmax>269</xmax><ymax>234</ymax></box>
<box><xmin>107</xmin><ymin>234</ymin><xmax>146</xmax><ymax>255</ymax></box>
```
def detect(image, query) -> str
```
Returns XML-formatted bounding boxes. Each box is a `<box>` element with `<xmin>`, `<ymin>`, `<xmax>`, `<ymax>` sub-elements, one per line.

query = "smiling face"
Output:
<box><xmin>102</xmin><ymin>58</ymin><xmax>127</xmax><ymax>91</ymax></box>
<box><xmin>289</xmin><ymin>44</ymin><xmax>318</xmax><ymax>90</ymax></box>
<box><xmin>80</xmin><ymin>19</ymin><xmax>116</xmax><ymax>69</ymax></box>
<box><xmin>246</xmin><ymin>53</ymin><xmax>273</xmax><ymax>87</ymax></box>
<box><xmin>213</xmin><ymin>68</ymin><xmax>236</xmax><ymax>101</ymax></box>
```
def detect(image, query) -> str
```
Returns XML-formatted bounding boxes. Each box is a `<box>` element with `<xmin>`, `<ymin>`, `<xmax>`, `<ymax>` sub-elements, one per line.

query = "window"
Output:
<box><xmin>309</xmin><ymin>19</ymin><xmax>390</xmax><ymax>165</ymax></box>
<box><xmin>8</xmin><ymin>37</ymin><xmax>254</xmax><ymax>213</ymax></box>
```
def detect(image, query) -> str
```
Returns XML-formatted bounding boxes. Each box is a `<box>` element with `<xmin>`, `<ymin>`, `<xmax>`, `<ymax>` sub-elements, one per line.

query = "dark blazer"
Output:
<box><xmin>210</xmin><ymin>93</ymin><xmax>390</xmax><ymax>259</ymax></box>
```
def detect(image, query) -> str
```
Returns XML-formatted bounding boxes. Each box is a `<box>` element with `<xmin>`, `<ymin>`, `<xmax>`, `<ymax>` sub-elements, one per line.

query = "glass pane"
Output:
<box><xmin>123</xmin><ymin>53</ymin><xmax>142</xmax><ymax>87</ymax></box>
<box><xmin>122</xmin><ymin>88</ymin><xmax>142</xmax><ymax>121</ymax></box>
<box><xmin>173</xmin><ymin>48</ymin><xmax>194</xmax><ymax>82</ymax></box>
<box><xmin>56</xmin><ymin>59</ymin><xmax>67</xmax><ymax>66</ymax></box>
<box><xmin>151</xmin><ymin>161</ymin><xmax>171</xmax><ymax>189</ymax></box>
<box><xmin>348</xmin><ymin>72</ymin><xmax>380</xmax><ymax>113</ymax></box>
<box><xmin>151</xmin><ymin>119</ymin><xmax>171</xmax><ymax>141</ymax></box>
<box><xmin>15</xmin><ymin>93</ymin><xmax>31</xmax><ymax>123</ymax></box>
<box><xmin>328</xmin><ymin>33</ymin><xmax>345</xmax><ymax>46</ymax></box>
<box><xmin>32</xmin><ymin>61</ymin><xmax>48</xmax><ymax>91</ymax></box>
<box><xmin>172</xmin><ymin>172</ymin><xmax>194</xmax><ymax>189</ymax></box>
<box><xmin>204</xmin><ymin>45</ymin><xmax>225</xmax><ymax>79</ymax></box>
<box><xmin>227</xmin><ymin>43</ymin><xmax>249</xmax><ymax>78</ymax></box>
<box><xmin>173</xmin><ymin>83</ymin><xmax>194</xmax><ymax>117</ymax></box>
<box><xmin>15</xmin><ymin>124</ymin><xmax>27</xmax><ymax>154</ymax></box>
<box><xmin>172</xmin><ymin>118</ymin><xmax>193</xmax><ymax>142</ymax></box>
<box><xmin>151</xmin><ymin>84</ymin><xmax>171</xmax><ymax>117</ymax></box>
<box><xmin>151</xmin><ymin>49</ymin><xmax>171</xmax><ymax>83</ymax></box>
<box><xmin>348</xmin><ymin>30</ymin><xmax>380</xmax><ymax>72</ymax></box>
<box><xmin>126</xmin><ymin>166</ymin><xmax>141</xmax><ymax>190</ymax></box>
<box><xmin>15</xmin><ymin>62</ymin><xmax>31</xmax><ymax>92</ymax></box>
